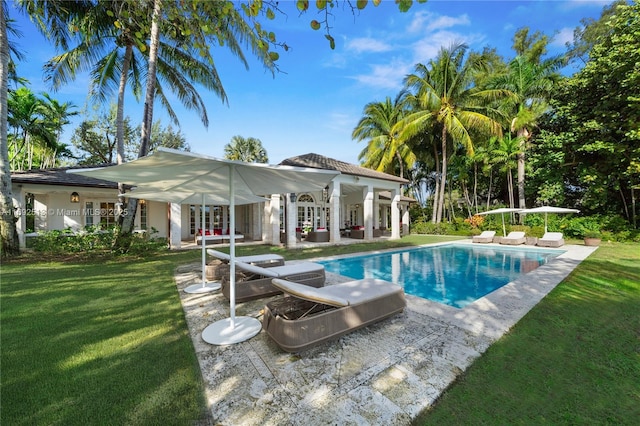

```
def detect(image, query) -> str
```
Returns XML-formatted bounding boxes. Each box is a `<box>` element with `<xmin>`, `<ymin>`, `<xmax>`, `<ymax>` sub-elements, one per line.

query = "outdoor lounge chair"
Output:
<box><xmin>472</xmin><ymin>230</ymin><xmax>496</xmax><ymax>243</ymax></box>
<box><xmin>263</xmin><ymin>278</ymin><xmax>406</xmax><ymax>353</ymax></box>
<box><xmin>500</xmin><ymin>231</ymin><xmax>526</xmax><ymax>245</ymax></box>
<box><xmin>206</xmin><ymin>249</ymin><xmax>285</xmax><ymax>267</ymax></box>
<box><xmin>220</xmin><ymin>260</ymin><xmax>326</xmax><ymax>303</ymax></box>
<box><xmin>537</xmin><ymin>232</ymin><xmax>565</xmax><ymax>248</ymax></box>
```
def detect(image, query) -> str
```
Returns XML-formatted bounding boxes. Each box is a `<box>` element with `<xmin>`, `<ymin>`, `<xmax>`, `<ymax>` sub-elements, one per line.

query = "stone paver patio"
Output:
<box><xmin>174</xmin><ymin>241</ymin><xmax>597</xmax><ymax>425</ymax></box>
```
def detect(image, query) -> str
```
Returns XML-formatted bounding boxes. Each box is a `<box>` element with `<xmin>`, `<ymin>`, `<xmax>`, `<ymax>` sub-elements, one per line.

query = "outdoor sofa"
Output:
<box><xmin>472</xmin><ymin>230</ymin><xmax>496</xmax><ymax>243</ymax></box>
<box><xmin>220</xmin><ymin>260</ymin><xmax>325</xmax><ymax>303</ymax></box>
<box><xmin>195</xmin><ymin>229</ymin><xmax>244</xmax><ymax>245</ymax></box>
<box><xmin>262</xmin><ymin>278</ymin><xmax>406</xmax><ymax>352</ymax></box>
<box><xmin>536</xmin><ymin>232</ymin><xmax>565</xmax><ymax>248</ymax></box>
<box><xmin>500</xmin><ymin>231</ymin><xmax>526</xmax><ymax>245</ymax></box>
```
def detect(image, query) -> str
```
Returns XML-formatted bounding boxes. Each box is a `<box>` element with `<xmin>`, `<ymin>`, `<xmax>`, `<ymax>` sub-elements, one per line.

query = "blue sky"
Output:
<box><xmin>9</xmin><ymin>0</ymin><xmax>614</xmax><ymax>165</ymax></box>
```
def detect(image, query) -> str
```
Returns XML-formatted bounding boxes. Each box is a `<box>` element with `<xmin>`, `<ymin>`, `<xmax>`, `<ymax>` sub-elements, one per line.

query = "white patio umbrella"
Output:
<box><xmin>477</xmin><ymin>208</ymin><xmax>523</xmax><ymax>237</ymax></box>
<box><xmin>520</xmin><ymin>206</ymin><xmax>580</xmax><ymax>233</ymax></box>
<box><xmin>69</xmin><ymin>148</ymin><xmax>340</xmax><ymax>345</ymax></box>
<box><xmin>123</xmin><ymin>187</ymin><xmax>268</xmax><ymax>294</ymax></box>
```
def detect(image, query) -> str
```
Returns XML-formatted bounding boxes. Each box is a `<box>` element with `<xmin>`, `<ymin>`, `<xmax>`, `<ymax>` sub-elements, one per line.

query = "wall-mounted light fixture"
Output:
<box><xmin>70</xmin><ymin>191</ymin><xmax>80</xmax><ymax>203</ymax></box>
<box><xmin>289</xmin><ymin>193</ymin><xmax>297</xmax><ymax>203</ymax></box>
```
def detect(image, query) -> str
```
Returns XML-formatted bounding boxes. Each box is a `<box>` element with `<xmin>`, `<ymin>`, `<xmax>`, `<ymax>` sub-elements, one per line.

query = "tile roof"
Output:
<box><xmin>11</xmin><ymin>165</ymin><xmax>119</xmax><ymax>189</ymax></box>
<box><xmin>279</xmin><ymin>153</ymin><xmax>408</xmax><ymax>184</ymax></box>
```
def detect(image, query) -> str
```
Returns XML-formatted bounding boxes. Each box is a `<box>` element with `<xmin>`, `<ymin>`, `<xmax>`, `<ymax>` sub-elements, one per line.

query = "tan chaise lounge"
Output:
<box><xmin>207</xmin><ymin>249</ymin><xmax>285</xmax><ymax>267</ymax></box>
<box><xmin>500</xmin><ymin>231</ymin><xmax>526</xmax><ymax>245</ymax></box>
<box><xmin>263</xmin><ymin>278</ymin><xmax>406</xmax><ymax>353</ymax></box>
<box><xmin>472</xmin><ymin>230</ymin><xmax>496</xmax><ymax>243</ymax></box>
<box><xmin>537</xmin><ymin>232</ymin><xmax>565</xmax><ymax>248</ymax></box>
<box><xmin>221</xmin><ymin>260</ymin><xmax>325</xmax><ymax>303</ymax></box>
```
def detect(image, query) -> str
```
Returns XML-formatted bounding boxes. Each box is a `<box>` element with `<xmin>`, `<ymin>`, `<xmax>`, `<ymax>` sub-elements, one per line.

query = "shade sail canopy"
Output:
<box><xmin>122</xmin><ymin>187</ymin><xmax>268</xmax><ymax>205</ymax></box>
<box><xmin>520</xmin><ymin>206</ymin><xmax>580</xmax><ymax>233</ymax></box>
<box><xmin>68</xmin><ymin>147</ymin><xmax>340</xmax><ymax>345</ymax></box>
<box><xmin>477</xmin><ymin>208</ymin><xmax>523</xmax><ymax>237</ymax></box>
<box><xmin>70</xmin><ymin>147</ymin><xmax>339</xmax><ymax>198</ymax></box>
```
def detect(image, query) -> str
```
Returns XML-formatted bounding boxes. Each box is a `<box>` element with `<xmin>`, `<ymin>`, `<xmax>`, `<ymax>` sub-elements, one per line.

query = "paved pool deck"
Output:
<box><xmin>173</xmin><ymin>241</ymin><xmax>598</xmax><ymax>425</ymax></box>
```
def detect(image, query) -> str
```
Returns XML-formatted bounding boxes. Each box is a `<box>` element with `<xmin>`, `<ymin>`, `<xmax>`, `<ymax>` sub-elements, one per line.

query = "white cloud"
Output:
<box><xmin>407</xmin><ymin>11</ymin><xmax>471</xmax><ymax>34</ymax></box>
<box><xmin>350</xmin><ymin>59</ymin><xmax>412</xmax><ymax>91</ymax></box>
<box><xmin>412</xmin><ymin>30</ymin><xmax>477</xmax><ymax>63</ymax></box>
<box><xmin>553</xmin><ymin>28</ymin><xmax>574</xmax><ymax>47</ymax></box>
<box><xmin>346</xmin><ymin>37</ymin><xmax>393</xmax><ymax>54</ymax></box>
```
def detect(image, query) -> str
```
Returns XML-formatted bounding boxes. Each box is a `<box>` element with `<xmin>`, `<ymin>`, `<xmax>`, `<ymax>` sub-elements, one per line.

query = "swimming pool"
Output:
<box><xmin>317</xmin><ymin>244</ymin><xmax>563</xmax><ymax>308</ymax></box>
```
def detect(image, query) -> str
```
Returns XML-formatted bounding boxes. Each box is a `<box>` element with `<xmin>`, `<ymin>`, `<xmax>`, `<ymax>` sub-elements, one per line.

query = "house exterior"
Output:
<box><xmin>11</xmin><ymin>153</ymin><xmax>413</xmax><ymax>249</ymax></box>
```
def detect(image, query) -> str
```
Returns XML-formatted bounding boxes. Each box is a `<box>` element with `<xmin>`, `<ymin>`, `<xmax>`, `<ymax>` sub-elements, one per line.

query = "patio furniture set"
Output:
<box><xmin>472</xmin><ymin>230</ymin><xmax>566</xmax><ymax>247</ymax></box>
<box><xmin>206</xmin><ymin>249</ymin><xmax>406</xmax><ymax>352</ymax></box>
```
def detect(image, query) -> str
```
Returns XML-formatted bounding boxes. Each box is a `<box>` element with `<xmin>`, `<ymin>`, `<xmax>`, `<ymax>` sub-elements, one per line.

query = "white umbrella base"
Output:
<box><xmin>201</xmin><ymin>316</ymin><xmax>262</xmax><ymax>345</ymax></box>
<box><xmin>184</xmin><ymin>282</ymin><xmax>221</xmax><ymax>294</ymax></box>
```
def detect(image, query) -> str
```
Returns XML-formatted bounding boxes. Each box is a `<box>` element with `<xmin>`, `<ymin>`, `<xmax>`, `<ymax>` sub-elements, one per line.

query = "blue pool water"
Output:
<box><xmin>317</xmin><ymin>244</ymin><xmax>563</xmax><ymax>308</ymax></box>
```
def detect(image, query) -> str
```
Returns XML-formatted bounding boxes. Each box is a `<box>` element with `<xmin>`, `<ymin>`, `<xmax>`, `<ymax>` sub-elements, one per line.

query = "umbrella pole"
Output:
<box><xmin>229</xmin><ymin>167</ymin><xmax>236</xmax><ymax>327</ymax></box>
<box><xmin>201</xmin><ymin>163</ymin><xmax>261</xmax><ymax>345</ymax></box>
<box><xmin>184</xmin><ymin>195</ymin><xmax>220</xmax><ymax>293</ymax></box>
<box><xmin>501</xmin><ymin>213</ymin><xmax>507</xmax><ymax>237</ymax></box>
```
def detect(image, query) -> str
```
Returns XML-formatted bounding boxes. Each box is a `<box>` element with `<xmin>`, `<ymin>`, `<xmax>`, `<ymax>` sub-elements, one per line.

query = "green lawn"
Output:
<box><xmin>415</xmin><ymin>242</ymin><xmax>640</xmax><ymax>425</ymax></box>
<box><xmin>2</xmin><ymin>238</ymin><xmax>638</xmax><ymax>425</ymax></box>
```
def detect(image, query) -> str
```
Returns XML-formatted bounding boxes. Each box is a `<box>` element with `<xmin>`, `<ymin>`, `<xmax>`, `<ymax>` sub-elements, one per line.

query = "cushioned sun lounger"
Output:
<box><xmin>221</xmin><ymin>260</ymin><xmax>325</xmax><ymax>303</ymax></box>
<box><xmin>206</xmin><ymin>249</ymin><xmax>285</xmax><ymax>267</ymax></box>
<box><xmin>472</xmin><ymin>230</ymin><xmax>496</xmax><ymax>243</ymax></box>
<box><xmin>536</xmin><ymin>232</ymin><xmax>565</xmax><ymax>248</ymax></box>
<box><xmin>500</xmin><ymin>231</ymin><xmax>526</xmax><ymax>245</ymax></box>
<box><xmin>262</xmin><ymin>278</ymin><xmax>406</xmax><ymax>353</ymax></box>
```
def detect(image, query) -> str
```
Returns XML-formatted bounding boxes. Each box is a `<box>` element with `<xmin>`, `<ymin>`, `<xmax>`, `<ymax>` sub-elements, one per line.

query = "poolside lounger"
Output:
<box><xmin>537</xmin><ymin>232</ymin><xmax>565</xmax><ymax>248</ymax></box>
<box><xmin>472</xmin><ymin>230</ymin><xmax>496</xmax><ymax>243</ymax></box>
<box><xmin>500</xmin><ymin>231</ymin><xmax>526</xmax><ymax>245</ymax></box>
<box><xmin>263</xmin><ymin>278</ymin><xmax>406</xmax><ymax>353</ymax></box>
<box><xmin>220</xmin><ymin>260</ymin><xmax>325</xmax><ymax>303</ymax></box>
<box><xmin>207</xmin><ymin>249</ymin><xmax>285</xmax><ymax>267</ymax></box>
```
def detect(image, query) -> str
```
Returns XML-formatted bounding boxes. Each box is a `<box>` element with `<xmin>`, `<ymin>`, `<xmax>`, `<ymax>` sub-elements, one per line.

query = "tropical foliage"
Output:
<box><xmin>354</xmin><ymin>1</ymin><xmax>639</xmax><ymax>235</ymax></box>
<box><xmin>223</xmin><ymin>135</ymin><xmax>268</xmax><ymax>163</ymax></box>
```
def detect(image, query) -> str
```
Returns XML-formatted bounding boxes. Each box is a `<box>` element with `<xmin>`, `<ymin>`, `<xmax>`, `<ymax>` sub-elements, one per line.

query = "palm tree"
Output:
<box><xmin>400</xmin><ymin>43</ymin><xmax>507</xmax><ymax>223</ymax></box>
<box><xmin>352</xmin><ymin>92</ymin><xmax>416</xmax><ymax>179</ymax></box>
<box><xmin>490</xmin><ymin>134</ymin><xmax>521</xmax><ymax>209</ymax></box>
<box><xmin>488</xmin><ymin>55</ymin><xmax>562</xmax><ymax>209</ymax></box>
<box><xmin>223</xmin><ymin>136</ymin><xmax>269</xmax><ymax>163</ymax></box>
<box><xmin>7</xmin><ymin>86</ymin><xmax>56</xmax><ymax>170</ymax></box>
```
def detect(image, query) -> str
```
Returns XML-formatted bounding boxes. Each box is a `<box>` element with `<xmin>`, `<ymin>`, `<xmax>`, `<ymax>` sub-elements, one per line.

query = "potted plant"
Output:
<box><xmin>583</xmin><ymin>230</ymin><xmax>602</xmax><ymax>246</ymax></box>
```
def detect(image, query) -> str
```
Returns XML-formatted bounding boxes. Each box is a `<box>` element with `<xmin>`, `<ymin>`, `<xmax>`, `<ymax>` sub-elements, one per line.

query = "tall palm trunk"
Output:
<box><xmin>436</xmin><ymin>126</ymin><xmax>448</xmax><ymax>223</ymax></box>
<box><xmin>516</xmin><ymin>128</ymin><xmax>528</xmax><ymax>209</ymax></box>
<box><xmin>0</xmin><ymin>2</ymin><xmax>20</xmax><ymax>256</ymax></box>
<box><xmin>431</xmin><ymin>143</ymin><xmax>440</xmax><ymax>223</ymax></box>
<box><xmin>116</xmin><ymin>0</ymin><xmax>161</xmax><ymax>247</ymax></box>
<box><xmin>116</xmin><ymin>44</ymin><xmax>133</xmax><ymax>226</ymax></box>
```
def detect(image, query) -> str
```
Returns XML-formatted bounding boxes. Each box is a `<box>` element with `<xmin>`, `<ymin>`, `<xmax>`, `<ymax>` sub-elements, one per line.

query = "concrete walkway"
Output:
<box><xmin>174</xmin><ymin>242</ymin><xmax>597</xmax><ymax>425</ymax></box>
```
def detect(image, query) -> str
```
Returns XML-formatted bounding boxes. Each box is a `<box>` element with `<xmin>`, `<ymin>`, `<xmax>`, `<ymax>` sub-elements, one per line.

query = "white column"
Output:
<box><xmin>269</xmin><ymin>194</ymin><xmax>281</xmax><ymax>246</ymax></box>
<box><xmin>391</xmin><ymin>189</ymin><xmax>401</xmax><ymax>240</ymax></box>
<box><xmin>363</xmin><ymin>185</ymin><xmax>374</xmax><ymax>240</ymax></box>
<box><xmin>329</xmin><ymin>182</ymin><xmax>340</xmax><ymax>243</ymax></box>
<box><xmin>373</xmin><ymin>192</ymin><xmax>380</xmax><ymax>231</ymax></box>
<box><xmin>169</xmin><ymin>202</ymin><xmax>182</xmax><ymax>249</ymax></box>
<box><xmin>286</xmin><ymin>193</ymin><xmax>297</xmax><ymax>247</ymax></box>
<box><xmin>402</xmin><ymin>208</ymin><xmax>410</xmax><ymax>236</ymax></box>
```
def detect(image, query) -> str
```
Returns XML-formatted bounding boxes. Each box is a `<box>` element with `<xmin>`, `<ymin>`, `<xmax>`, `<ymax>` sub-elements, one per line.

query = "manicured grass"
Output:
<box><xmin>1</xmin><ymin>251</ymin><xmax>207</xmax><ymax>425</ymax></box>
<box><xmin>415</xmin><ymin>242</ymin><xmax>640</xmax><ymax>425</ymax></box>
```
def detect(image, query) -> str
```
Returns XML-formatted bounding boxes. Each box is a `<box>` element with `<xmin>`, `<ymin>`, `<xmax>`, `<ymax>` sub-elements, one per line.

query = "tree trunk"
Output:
<box><xmin>431</xmin><ymin>143</ymin><xmax>440</xmax><ymax>223</ymax></box>
<box><xmin>436</xmin><ymin>127</ymin><xmax>448</xmax><ymax>223</ymax></box>
<box><xmin>0</xmin><ymin>3</ymin><xmax>20</xmax><ymax>257</ymax></box>
<box><xmin>115</xmin><ymin>0</ymin><xmax>162</xmax><ymax>250</ymax></box>
<box><xmin>116</xmin><ymin>44</ymin><xmax>133</xmax><ymax>227</ymax></box>
<box><xmin>516</xmin><ymin>128</ymin><xmax>527</xmax><ymax>210</ymax></box>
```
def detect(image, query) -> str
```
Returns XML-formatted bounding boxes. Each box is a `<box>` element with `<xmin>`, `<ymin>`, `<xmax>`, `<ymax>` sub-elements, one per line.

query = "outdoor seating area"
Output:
<box><xmin>195</xmin><ymin>229</ymin><xmax>245</xmax><ymax>245</ymax></box>
<box><xmin>220</xmin><ymin>260</ymin><xmax>326</xmax><ymax>303</ymax></box>
<box><xmin>263</xmin><ymin>277</ymin><xmax>406</xmax><ymax>352</ymax></box>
